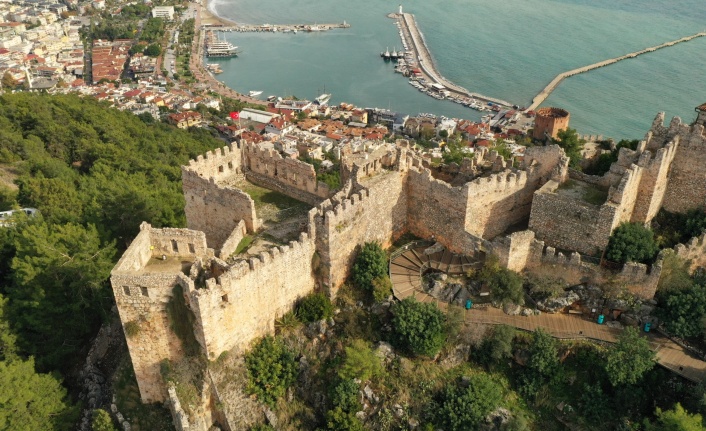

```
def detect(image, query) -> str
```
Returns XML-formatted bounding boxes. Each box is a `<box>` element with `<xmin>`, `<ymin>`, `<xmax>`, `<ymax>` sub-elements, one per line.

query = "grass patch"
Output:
<box><xmin>234</xmin><ymin>235</ymin><xmax>255</xmax><ymax>254</ymax></box>
<box><xmin>238</xmin><ymin>181</ymin><xmax>311</xmax><ymax>222</ymax></box>
<box><xmin>166</xmin><ymin>284</ymin><xmax>201</xmax><ymax>357</ymax></box>
<box><xmin>114</xmin><ymin>358</ymin><xmax>175</xmax><ymax>431</ymax></box>
<box><xmin>582</xmin><ymin>187</ymin><xmax>608</xmax><ymax>206</ymax></box>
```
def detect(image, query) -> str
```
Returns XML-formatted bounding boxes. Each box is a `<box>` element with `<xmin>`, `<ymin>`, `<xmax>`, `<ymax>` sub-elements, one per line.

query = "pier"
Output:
<box><xmin>527</xmin><ymin>31</ymin><xmax>706</xmax><ymax>111</ymax></box>
<box><xmin>395</xmin><ymin>13</ymin><xmax>512</xmax><ymax>108</ymax></box>
<box><xmin>202</xmin><ymin>22</ymin><xmax>351</xmax><ymax>33</ymax></box>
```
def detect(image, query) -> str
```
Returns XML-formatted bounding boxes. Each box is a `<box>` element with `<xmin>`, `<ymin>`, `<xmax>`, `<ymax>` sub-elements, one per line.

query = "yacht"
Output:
<box><xmin>249</xmin><ymin>91</ymin><xmax>263</xmax><ymax>97</ymax></box>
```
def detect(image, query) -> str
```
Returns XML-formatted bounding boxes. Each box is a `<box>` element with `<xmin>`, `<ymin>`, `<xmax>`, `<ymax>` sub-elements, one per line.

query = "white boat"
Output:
<box><xmin>267</xmin><ymin>95</ymin><xmax>277</xmax><ymax>101</ymax></box>
<box><xmin>249</xmin><ymin>90</ymin><xmax>263</xmax><ymax>97</ymax></box>
<box><xmin>206</xmin><ymin>40</ymin><xmax>239</xmax><ymax>57</ymax></box>
<box><xmin>315</xmin><ymin>93</ymin><xmax>331</xmax><ymax>105</ymax></box>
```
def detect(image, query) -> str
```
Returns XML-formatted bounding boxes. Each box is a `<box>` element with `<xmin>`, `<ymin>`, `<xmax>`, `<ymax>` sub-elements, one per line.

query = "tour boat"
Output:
<box><xmin>206</xmin><ymin>40</ymin><xmax>239</xmax><ymax>57</ymax></box>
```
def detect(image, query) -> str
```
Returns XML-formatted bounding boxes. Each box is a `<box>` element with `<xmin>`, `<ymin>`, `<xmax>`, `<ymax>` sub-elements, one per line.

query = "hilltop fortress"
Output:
<box><xmin>112</xmin><ymin>106</ymin><xmax>706</xmax><ymax>407</ymax></box>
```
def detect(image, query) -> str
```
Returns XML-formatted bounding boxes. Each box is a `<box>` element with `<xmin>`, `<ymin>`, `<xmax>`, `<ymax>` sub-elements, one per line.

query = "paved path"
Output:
<box><xmin>390</xmin><ymin>244</ymin><xmax>706</xmax><ymax>382</ymax></box>
<box><xmin>527</xmin><ymin>31</ymin><xmax>706</xmax><ymax>111</ymax></box>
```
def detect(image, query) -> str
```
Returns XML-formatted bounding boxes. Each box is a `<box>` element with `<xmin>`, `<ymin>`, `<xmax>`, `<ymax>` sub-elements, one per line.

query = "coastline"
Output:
<box><xmin>199</xmin><ymin>0</ymin><xmax>238</xmax><ymax>27</ymax></box>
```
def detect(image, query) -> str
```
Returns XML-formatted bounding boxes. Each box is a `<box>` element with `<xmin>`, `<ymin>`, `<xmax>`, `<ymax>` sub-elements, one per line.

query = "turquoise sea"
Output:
<box><xmin>208</xmin><ymin>0</ymin><xmax>706</xmax><ymax>139</ymax></box>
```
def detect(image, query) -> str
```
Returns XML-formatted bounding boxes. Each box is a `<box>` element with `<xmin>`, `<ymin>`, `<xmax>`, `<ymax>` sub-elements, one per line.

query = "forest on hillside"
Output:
<box><xmin>0</xmin><ymin>93</ymin><xmax>223</xmax><ymax>430</ymax></box>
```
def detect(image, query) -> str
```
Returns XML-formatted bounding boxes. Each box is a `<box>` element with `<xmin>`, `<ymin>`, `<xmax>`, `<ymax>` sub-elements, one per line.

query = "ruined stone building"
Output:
<box><xmin>111</xmin><ymin>106</ymin><xmax>706</xmax><ymax>408</ymax></box>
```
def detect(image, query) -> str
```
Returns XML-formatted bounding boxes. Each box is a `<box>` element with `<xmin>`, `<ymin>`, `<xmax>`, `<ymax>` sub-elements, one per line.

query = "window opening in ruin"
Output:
<box><xmin>171</xmin><ymin>240</ymin><xmax>178</xmax><ymax>252</ymax></box>
<box><xmin>222</xmin><ymin>294</ymin><xmax>229</xmax><ymax>303</ymax></box>
<box><xmin>188</xmin><ymin>243</ymin><xmax>196</xmax><ymax>254</ymax></box>
<box><xmin>218</xmin><ymin>165</ymin><xmax>224</xmax><ymax>173</ymax></box>
<box><xmin>228</xmin><ymin>162</ymin><xmax>233</xmax><ymax>170</ymax></box>
<box><xmin>141</xmin><ymin>287</ymin><xmax>149</xmax><ymax>297</ymax></box>
<box><xmin>123</xmin><ymin>286</ymin><xmax>130</xmax><ymax>295</ymax></box>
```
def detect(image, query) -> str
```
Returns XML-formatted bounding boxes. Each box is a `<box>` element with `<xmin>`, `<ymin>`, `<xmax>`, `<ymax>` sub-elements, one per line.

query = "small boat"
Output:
<box><xmin>315</xmin><ymin>93</ymin><xmax>331</xmax><ymax>105</ymax></box>
<box><xmin>249</xmin><ymin>90</ymin><xmax>263</xmax><ymax>97</ymax></box>
<box><xmin>267</xmin><ymin>95</ymin><xmax>277</xmax><ymax>101</ymax></box>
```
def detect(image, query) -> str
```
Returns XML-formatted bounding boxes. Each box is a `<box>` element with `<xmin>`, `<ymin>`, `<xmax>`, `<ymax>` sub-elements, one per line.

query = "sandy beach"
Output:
<box><xmin>199</xmin><ymin>0</ymin><xmax>238</xmax><ymax>26</ymax></box>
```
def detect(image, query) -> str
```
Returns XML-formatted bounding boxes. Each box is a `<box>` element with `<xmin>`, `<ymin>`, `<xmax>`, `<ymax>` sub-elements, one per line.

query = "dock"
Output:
<box><xmin>203</xmin><ymin>22</ymin><xmax>350</xmax><ymax>33</ymax></box>
<box><xmin>527</xmin><ymin>31</ymin><xmax>706</xmax><ymax>111</ymax></box>
<box><xmin>395</xmin><ymin>13</ymin><xmax>512</xmax><ymax>108</ymax></box>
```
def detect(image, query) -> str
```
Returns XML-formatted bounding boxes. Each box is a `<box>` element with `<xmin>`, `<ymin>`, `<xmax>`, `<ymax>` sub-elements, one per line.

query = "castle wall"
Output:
<box><xmin>406</xmin><ymin>167</ymin><xmax>473</xmax><ymax>252</ymax></box>
<box><xmin>187</xmin><ymin>233</ymin><xmax>316</xmax><ymax>358</ymax></box>
<box><xmin>111</xmin><ymin>224</ymin><xmax>209</xmax><ymax>403</ymax></box>
<box><xmin>112</xmin><ymin>272</ymin><xmax>193</xmax><ymax>403</ymax></box>
<box><xmin>185</xmin><ymin>144</ymin><xmax>243</xmax><ymax>183</ymax></box>
<box><xmin>465</xmin><ymin>145</ymin><xmax>568</xmax><ymax>240</ymax></box>
<box><xmin>150</xmin><ymin>226</ymin><xmax>211</xmax><ymax>258</ymax></box>
<box><xmin>243</xmin><ymin>142</ymin><xmax>332</xmax><ymax>205</ymax></box>
<box><xmin>674</xmin><ymin>232</ymin><xmax>706</xmax><ymax>271</ymax></box>
<box><xmin>182</xmin><ymin>169</ymin><xmax>259</xmax><ymax>251</ymax></box>
<box><xmin>315</xmin><ymin>170</ymin><xmax>408</xmax><ymax>293</ymax></box>
<box><xmin>660</xmin><ymin>120</ymin><xmax>706</xmax><ymax>213</ymax></box>
<box><xmin>529</xmin><ymin>181</ymin><xmax>618</xmax><ymax>256</ymax></box>
<box><xmin>217</xmin><ymin>220</ymin><xmax>247</xmax><ymax>260</ymax></box>
<box><xmin>630</xmin><ymin>142</ymin><xmax>678</xmax><ymax>223</ymax></box>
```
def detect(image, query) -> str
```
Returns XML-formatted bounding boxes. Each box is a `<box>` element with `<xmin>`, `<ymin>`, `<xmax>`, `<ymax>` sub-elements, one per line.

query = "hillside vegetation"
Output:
<box><xmin>0</xmin><ymin>93</ymin><xmax>223</xmax><ymax>429</ymax></box>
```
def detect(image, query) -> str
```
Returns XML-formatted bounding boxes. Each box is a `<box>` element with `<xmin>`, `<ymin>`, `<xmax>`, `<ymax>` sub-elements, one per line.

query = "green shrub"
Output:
<box><xmin>658</xmin><ymin>282</ymin><xmax>706</xmax><ymax>339</ymax></box>
<box><xmin>392</xmin><ymin>297</ymin><xmax>445</xmax><ymax>357</ymax></box>
<box><xmin>92</xmin><ymin>409</ymin><xmax>117</xmax><ymax>431</ymax></box>
<box><xmin>124</xmin><ymin>320</ymin><xmax>140</xmax><ymax>338</ymax></box>
<box><xmin>331</xmin><ymin>379</ymin><xmax>361</xmax><ymax>413</ymax></box>
<box><xmin>245</xmin><ymin>336</ymin><xmax>297</xmax><ymax>407</ymax></box>
<box><xmin>432</xmin><ymin>374</ymin><xmax>504</xmax><ymax>431</ymax></box>
<box><xmin>325</xmin><ymin>406</ymin><xmax>365</xmax><ymax>431</ymax></box>
<box><xmin>352</xmin><ymin>242</ymin><xmax>387</xmax><ymax>291</ymax></box>
<box><xmin>605</xmin><ymin>222</ymin><xmax>659</xmax><ymax>264</ymax></box>
<box><xmin>372</xmin><ymin>275</ymin><xmax>393</xmax><ymax>302</ymax></box>
<box><xmin>297</xmin><ymin>293</ymin><xmax>333</xmax><ymax>323</ymax></box>
<box><xmin>338</xmin><ymin>339</ymin><xmax>383</xmax><ymax>381</ymax></box>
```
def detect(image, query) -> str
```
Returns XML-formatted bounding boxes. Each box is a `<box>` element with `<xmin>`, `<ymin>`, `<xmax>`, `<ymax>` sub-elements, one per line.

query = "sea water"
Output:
<box><xmin>208</xmin><ymin>0</ymin><xmax>706</xmax><ymax>139</ymax></box>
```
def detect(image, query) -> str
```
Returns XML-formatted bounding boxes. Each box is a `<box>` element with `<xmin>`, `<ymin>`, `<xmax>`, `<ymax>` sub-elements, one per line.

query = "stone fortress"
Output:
<box><xmin>111</xmin><ymin>104</ymin><xmax>706</xmax><ymax>409</ymax></box>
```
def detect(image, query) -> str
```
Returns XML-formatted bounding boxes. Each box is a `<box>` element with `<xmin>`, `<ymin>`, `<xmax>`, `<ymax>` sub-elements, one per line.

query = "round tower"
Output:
<box><xmin>533</xmin><ymin>107</ymin><xmax>570</xmax><ymax>140</ymax></box>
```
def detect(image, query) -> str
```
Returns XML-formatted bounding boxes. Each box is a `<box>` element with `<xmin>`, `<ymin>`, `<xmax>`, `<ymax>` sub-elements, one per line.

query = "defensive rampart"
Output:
<box><xmin>182</xmin><ymin>148</ymin><xmax>260</xmax><ymax>251</ymax></box>
<box><xmin>490</xmin><ymin>229</ymin><xmax>661</xmax><ymax>299</ymax></box>
<box><xmin>314</xmin><ymin>167</ymin><xmax>408</xmax><ymax>294</ymax></box>
<box><xmin>674</xmin><ymin>232</ymin><xmax>706</xmax><ymax>271</ymax></box>
<box><xmin>187</xmin><ymin>232</ymin><xmax>317</xmax><ymax>358</ymax></box>
<box><xmin>243</xmin><ymin>142</ymin><xmax>332</xmax><ymax>205</ymax></box>
<box><xmin>649</xmin><ymin>115</ymin><xmax>706</xmax><ymax>213</ymax></box>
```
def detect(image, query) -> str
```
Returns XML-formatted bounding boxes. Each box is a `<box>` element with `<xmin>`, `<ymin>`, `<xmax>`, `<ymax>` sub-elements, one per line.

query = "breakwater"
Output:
<box><xmin>527</xmin><ymin>31</ymin><xmax>706</xmax><ymax>111</ymax></box>
<box><xmin>395</xmin><ymin>12</ymin><xmax>512</xmax><ymax>108</ymax></box>
<box><xmin>203</xmin><ymin>22</ymin><xmax>351</xmax><ymax>33</ymax></box>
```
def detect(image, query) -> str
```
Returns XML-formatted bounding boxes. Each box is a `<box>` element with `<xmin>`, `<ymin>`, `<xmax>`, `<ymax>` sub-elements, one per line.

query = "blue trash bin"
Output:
<box><xmin>465</xmin><ymin>299</ymin><xmax>473</xmax><ymax>310</ymax></box>
<box><xmin>597</xmin><ymin>314</ymin><xmax>605</xmax><ymax>324</ymax></box>
<box><xmin>644</xmin><ymin>322</ymin><xmax>651</xmax><ymax>332</ymax></box>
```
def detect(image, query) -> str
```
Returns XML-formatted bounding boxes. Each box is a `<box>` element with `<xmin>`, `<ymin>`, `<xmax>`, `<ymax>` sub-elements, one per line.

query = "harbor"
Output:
<box><xmin>390</xmin><ymin>10</ymin><xmax>514</xmax><ymax>111</ymax></box>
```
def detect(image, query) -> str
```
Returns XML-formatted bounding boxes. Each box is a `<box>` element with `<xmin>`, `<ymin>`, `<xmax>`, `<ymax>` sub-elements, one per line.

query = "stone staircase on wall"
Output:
<box><xmin>389</xmin><ymin>244</ymin><xmax>482</xmax><ymax>302</ymax></box>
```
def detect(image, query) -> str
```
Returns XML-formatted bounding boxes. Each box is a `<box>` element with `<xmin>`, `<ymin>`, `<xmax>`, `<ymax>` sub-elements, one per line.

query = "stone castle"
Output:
<box><xmin>111</xmin><ymin>106</ymin><xmax>706</xmax><ymax>406</ymax></box>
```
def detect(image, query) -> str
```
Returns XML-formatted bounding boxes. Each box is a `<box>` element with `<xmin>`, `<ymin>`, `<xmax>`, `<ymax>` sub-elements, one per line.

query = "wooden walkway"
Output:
<box><xmin>390</xmin><ymin>245</ymin><xmax>706</xmax><ymax>383</ymax></box>
<box><xmin>527</xmin><ymin>31</ymin><xmax>706</xmax><ymax>110</ymax></box>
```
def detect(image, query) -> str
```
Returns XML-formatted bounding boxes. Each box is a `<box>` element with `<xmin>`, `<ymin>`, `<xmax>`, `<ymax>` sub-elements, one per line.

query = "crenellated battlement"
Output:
<box><xmin>467</xmin><ymin>169</ymin><xmax>530</xmax><ymax>195</ymax></box>
<box><xmin>184</xmin><ymin>143</ymin><xmax>243</xmax><ymax>181</ymax></box>
<box><xmin>674</xmin><ymin>232</ymin><xmax>706</xmax><ymax>271</ymax></box>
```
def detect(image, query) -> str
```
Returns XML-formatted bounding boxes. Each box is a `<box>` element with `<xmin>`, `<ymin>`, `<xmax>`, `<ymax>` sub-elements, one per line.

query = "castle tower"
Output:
<box><xmin>695</xmin><ymin>103</ymin><xmax>706</xmax><ymax>126</ymax></box>
<box><xmin>533</xmin><ymin>107</ymin><xmax>570</xmax><ymax>140</ymax></box>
